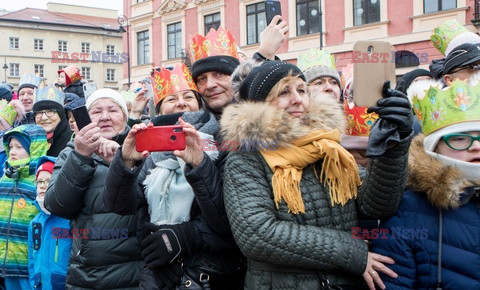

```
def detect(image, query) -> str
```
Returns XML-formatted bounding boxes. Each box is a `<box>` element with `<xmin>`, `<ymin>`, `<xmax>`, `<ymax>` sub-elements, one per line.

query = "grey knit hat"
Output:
<box><xmin>303</xmin><ymin>65</ymin><xmax>342</xmax><ymax>90</ymax></box>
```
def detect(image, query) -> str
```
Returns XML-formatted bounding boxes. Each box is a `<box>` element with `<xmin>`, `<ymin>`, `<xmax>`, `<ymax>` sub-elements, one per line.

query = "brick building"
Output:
<box><xmin>122</xmin><ymin>0</ymin><xmax>480</xmax><ymax>83</ymax></box>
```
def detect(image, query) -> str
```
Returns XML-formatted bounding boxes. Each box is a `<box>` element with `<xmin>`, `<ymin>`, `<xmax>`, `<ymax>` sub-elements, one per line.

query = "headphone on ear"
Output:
<box><xmin>5</xmin><ymin>165</ymin><xmax>19</xmax><ymax>180</ymax></box>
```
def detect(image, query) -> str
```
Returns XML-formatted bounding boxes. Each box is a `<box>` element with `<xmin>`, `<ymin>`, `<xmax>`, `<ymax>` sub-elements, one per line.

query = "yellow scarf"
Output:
<box><xmin>260</xmin><ymin>129</ymin><xmax>361</xmax><ymax>214</ymax></box>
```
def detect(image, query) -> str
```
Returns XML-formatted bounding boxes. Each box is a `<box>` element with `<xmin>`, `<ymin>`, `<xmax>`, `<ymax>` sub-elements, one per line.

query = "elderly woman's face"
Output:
<box><xmin>160</xmin><ymin>90</ymin><xmax>199</xmax><ymax>115</ymax></box>
<box><xmin>88</xmin><ymin>99</ymin><xmax>126</xmax><ymax>139</ymax></box>
<box><xmin>269</xmin><ymin>77</ymin><xmax>309</xmax><ymax>118</ymax></box>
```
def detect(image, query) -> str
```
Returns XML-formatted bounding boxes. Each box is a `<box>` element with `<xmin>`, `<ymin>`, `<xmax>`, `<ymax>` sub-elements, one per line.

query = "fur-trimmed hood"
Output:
<box><xmin>220</xmin><ymin>92</ymin><xmax>346</xmax><ymax>147</ymax></box>
<box><xmin>407</xmin><ymin>134</ymin><xmax>479</xmax><ymax>209</ymax></box>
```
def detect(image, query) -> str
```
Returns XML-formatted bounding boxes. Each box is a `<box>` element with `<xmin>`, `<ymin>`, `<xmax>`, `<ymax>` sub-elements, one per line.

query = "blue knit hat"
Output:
<box><xmin>7</xmin><ymin>133</ymin><xmax>31</xmax><ymax>154</ymax></box>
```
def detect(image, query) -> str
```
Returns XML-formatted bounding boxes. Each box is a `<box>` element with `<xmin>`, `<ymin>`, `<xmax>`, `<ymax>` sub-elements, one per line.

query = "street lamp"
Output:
<box><xmin>2</xmin><ymin>57</ymin><xmax>8</xmax><ymax>83</ymax></box>
<box><xmin>118</xmin><ymin>15</ymin><xmax>131</xmax><ymax>89</ymax></box>
<box><xmin>318</xmin><ymin>0</ymin><xmax>323</xmax><ymax>49</ymax></box>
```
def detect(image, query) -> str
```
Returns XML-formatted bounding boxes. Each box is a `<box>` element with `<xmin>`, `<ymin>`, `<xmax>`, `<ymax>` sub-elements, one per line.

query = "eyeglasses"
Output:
<box><xmin>34</xmin><ymin>179</ymin><xmax>51</xmax><ymax>186</ymax></box>
<box><xmin>34</xmin><ymin>109</ymin><xmax>57</xmax><ymax>119</ymax></box>
<box><xmin>442</xmin><ymin>133</ymin><xmax>480</xmax><ymax>151</ymax></box>
<box><xmin>450</xmin><ymin>64</ymin><xmax>480</xmax><ymax>74</ymax></box>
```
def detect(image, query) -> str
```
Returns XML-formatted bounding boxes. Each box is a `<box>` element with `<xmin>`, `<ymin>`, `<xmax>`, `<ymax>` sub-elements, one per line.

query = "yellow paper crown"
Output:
<box><xmin>412</xmin><ymin>79</ymin><xmax>480</xmax><ymax>136</ymax></box>
<box><xmin>431</xmin><ymin>20</ymin><xmax>471</xmax><ymax>55</ymax></box>
<box><xmin>152</xmin><ymin>63</ymin><xmax>198</xmax><ymax>107</ymax></box>
<box><xmin>188</xmin><ymin>27</ymin><xmax>238</xmax><ymax>63</ymax></box>
<box><xmin>297</xmin><ymin>48</ymin><xmax>337</xmax><ymax>72</ymax></box>
<box><xmin>35</xmin><ymin>85</ymin><xmax>65</xmax><ymax>105</ymax></box>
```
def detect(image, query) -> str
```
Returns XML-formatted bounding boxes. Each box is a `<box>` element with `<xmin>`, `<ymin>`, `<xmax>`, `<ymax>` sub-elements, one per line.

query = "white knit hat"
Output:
<box><xmin>86</xmin><ymin>88</ymin><xmax>128</xmax><ymax>118</ymax></box>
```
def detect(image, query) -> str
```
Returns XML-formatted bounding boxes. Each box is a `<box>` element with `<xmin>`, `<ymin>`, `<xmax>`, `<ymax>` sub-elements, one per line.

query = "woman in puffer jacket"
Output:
<box><xmin>221</xmin><ymin>60</ymin><xmax>414</xmax><ymax>290</ymax></box>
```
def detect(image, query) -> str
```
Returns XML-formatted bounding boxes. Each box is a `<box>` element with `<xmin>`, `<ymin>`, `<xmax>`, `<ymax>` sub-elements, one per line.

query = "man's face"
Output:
<box><xmin>195</xmin><ymin>71</ymin><xmax>234</xmax><ymax>111</ymax></box>
<box><xmin>309</xmin><ymin>76</ymin><xmax>342</xmax><ymax>102</ymax></box>
<box><xmin>18</xmin><ymin>87</ymin><xmax>35</xmax><ymax>112</ymax></box>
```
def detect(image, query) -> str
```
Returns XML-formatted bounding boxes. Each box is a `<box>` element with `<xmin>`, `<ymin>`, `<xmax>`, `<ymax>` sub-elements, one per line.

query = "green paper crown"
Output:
<box><xmin>297</xmin><ymin>48</ymin><xmax>336</xmax><ymax>72</ymax></box>
<box><xmin>19</xmin><ymin>73</ymin><xmax>43</xmax><ymax>88</ymax></box>
<box><xmin>412</xmin><ymin>80</ymin><xmax>480</xmax><ymax>136</ymax></box>
<box><xmin>0</xmin><ymin>100</ymin><xmax>16</xmax><ymax>126</ymax></box>
<box><xmin>34</xmin><ymin>85</ymin><xmax>64</xmax><ymax>105</ymax></box>
<box><xmin>431</xmin><ymin>20</ymin><xmax>467</xmax><ymax>55</ymax></box>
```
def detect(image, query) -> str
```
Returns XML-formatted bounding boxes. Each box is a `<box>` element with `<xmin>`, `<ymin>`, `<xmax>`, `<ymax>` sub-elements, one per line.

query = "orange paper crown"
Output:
<box><xmin>152</xmin><ymin>63</ymin><xmax>198</xmax><ymax>107</ymax></box>
<box><xmin>188</xmin><ymin>27</ymin><xmax>238</xmax><ymax>63</ymax></box>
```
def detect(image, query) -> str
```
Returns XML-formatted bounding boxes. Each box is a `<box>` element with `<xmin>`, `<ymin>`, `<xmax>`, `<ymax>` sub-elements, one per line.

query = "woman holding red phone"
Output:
<box><xmin>103</xmin><ymin>63</ymin><xmax>245</xmax><ymax>289</ymax></box>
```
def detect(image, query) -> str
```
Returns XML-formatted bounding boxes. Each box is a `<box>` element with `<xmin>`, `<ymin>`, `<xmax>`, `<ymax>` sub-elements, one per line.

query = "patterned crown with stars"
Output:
<box><xmin>412</xmin><ymin>79</ymin><xmax>480</xmax><ymax>136</ymax></box>
<box><xmin>34</xmin><ymin>84</ymin><xmax>65</xmax><ymax>105</ymax></box>
<box><xmin>152</xmin><ymin>63</ymin><xmax>198</xmax><ymax>107</ymax></box>
<box><xmin>188</xmin><ymin>27</ymin><xmax>238</xmax><ymax>63</ymax></box>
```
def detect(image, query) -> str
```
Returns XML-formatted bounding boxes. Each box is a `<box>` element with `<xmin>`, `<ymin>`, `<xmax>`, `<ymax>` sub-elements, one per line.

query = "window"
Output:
<box><xmin>167</xmin><ymin>22</ymin><xmax>182</xmax><ymax>59</ymax></box>
<box><xmin>204</xmin><ymin>12</ymin><xmax>221</xmax><ymax>35</ymax></box>
<box><xmin>9</xmin><ymin>37</ymin><xmax>19</xmax><ymax>49</ymax></box>
<box><xmin>137</xmin><ymin>30</ymin><xmax>150</xmax><ymax>65</ymax></box>
<box><xmin>58</xmin><ymin>65</ymin><xmax>67</xmax><ymax>71</ymax></box>
<box><xmin>34</xmin><ymin>39</ymin><xmax>44</xmax><ymax>51</ymax></box>
<box><xmin>246</xmin><ymin>2</ymin><xmax>267</xmax><ymax>45</ymax></box>
<box><xmin>81</xmin><ymin>42</ymin><xmax>90</xmax><ymax>53</ymax></box>
<box><xmin>424</xmin><ymin>0</ymin><xmax>456</xmax><ymax>13</ymax></box>
<box><xmin>81</xmin><ymin>67</ymin><xmax>91</xmax><ymax>80</ymax></box>
<box><xmin>106</xmin><ymin>45</ymin><xmax>115</xmax><ymax>55</ymax></box>
<box><xmin>58</xmin><ymin>40</ymin><xmax>68</xmax><ymax>52</ymax></box>
<box><xmin>137</xmin><ymin>0</ymin><xmax>146</xmax><ymax>2</ymax></box>
<box><xmin>34</xmin><ymin>64</ymin><xmax>44</xmax><ymax>77</ymax></box>
<box><xmin>296</xmin><ymin>0</ymin><xmax>320</xmax><ymax>36</ymax></box>
<box><xmin>106</xmin><ymin>69</ymin><xmax>115</xmax><ymax>81</ymax></box>
<box><xmin>353</xmin><ymin>0</ymin><xmax>380</xmax><ymax>26</ymax></box>
<box><xmin>9</xmin><ymin>63</ymin><xmax>19</xmax><ymax>77</ymax></box>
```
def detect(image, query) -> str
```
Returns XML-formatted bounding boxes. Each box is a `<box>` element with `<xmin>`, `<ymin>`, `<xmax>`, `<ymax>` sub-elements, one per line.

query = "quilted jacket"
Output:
<box><xmin>221</xmin><ymin>93</ymin><xmax>412</xmax><ymax>289</ymax></box>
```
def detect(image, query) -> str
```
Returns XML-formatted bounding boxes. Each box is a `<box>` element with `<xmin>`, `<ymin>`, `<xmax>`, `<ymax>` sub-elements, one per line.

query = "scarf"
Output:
<box><xmin>426</xmin><ymin>151</ymin><xmax>480</xmax><ymax>183</ymax></box>
<box><xmin>8</xmin><ymin>157</ymin><xmax>31</xmax><ymax>168</ymax></box>
<box><xmin>260</xmin><ymin>129</ymin><xmax>361</xmax><ymax>214</ymax></box>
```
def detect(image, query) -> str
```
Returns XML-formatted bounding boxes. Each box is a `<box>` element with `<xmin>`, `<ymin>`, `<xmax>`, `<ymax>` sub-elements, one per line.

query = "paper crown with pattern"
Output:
<box><xmin>412</xmin><ymin>79</ymin><xmax>480</xmax><ymax>136</ymax></box>
<box><xmin>34</xmin><ymin>84</ymin><xmax>65</xmax><ymax>105</ymax></box>
<box><xmin>188</xmin><ymin>27</ymin><xmax>238</xmax><ymax>63</ymax></box>
<box><xmin>343</xmin><ymin>78</ymin><xmax>379</xmax><ymax>136</ymax></box>
<box><xmin>152</xmin><ymin>63</ymin><xmax>198</xmax><ymax>107</ymax></box>
<box><xmin>0</xmin><ymin>100</ymin><xmax>17</xmax><ymax>127</ymax></box>
<box><xmin>19</xmin><ymin>73</ymin><xmax>43</xmax><ymax>89</ymax></box>
<box><xmin>431</xmin><ymin>20</ymin><xmax>480</xmax><ymax>56</ymax></box>
<box><xmin>297</xmin><ymin>48</ymin><xmax>337</xmax><ymax>72</ymax></box>
<box><xmin>59</xmin><ymin>65</ymin><xmax>82</xmax><ymax>85</ymax></box>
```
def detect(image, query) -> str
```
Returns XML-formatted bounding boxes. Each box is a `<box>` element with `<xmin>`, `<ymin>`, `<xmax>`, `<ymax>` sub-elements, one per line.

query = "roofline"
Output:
<box><xmin>0</xmin><ymin>17</ymin><xmax>120</xmax><ymax>32</ymax></box>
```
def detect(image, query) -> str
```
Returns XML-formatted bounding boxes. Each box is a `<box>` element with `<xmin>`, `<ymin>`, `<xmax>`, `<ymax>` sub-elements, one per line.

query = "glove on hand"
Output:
<box><xmin>141</xmin><ymin>222</ymin><xmax>196</xmax><ymax>269</ymax></box>
<box><xmin>153</xmin><ymin>262</ymin><xmax>183</xmax><ymax>289</ymax></box>
<box><xmin>367</xmin><ymin>81</ymin><xmax>413</xmax><ymax>139</ymax></box>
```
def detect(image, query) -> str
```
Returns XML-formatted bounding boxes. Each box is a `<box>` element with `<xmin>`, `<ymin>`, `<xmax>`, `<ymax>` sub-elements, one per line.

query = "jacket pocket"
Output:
<box><xmin>34</xmin><ymin>272</ymin><xmax>42</xmax><ymax>289</ymax></box>
<box><xmin>51</xmin><ymin>272</ymin><xmax>67</xmax><ymax>290</ymax></box>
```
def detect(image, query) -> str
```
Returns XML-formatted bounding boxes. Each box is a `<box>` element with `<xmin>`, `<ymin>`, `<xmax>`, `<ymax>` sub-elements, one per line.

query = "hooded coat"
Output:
<box><xmin>221</xmin><ymin>94</ymin><xmax>411</xmax><ymax>289</ymax></box>
<box><xmin>44</xmin><ymin>127</ymin><xmax>144</xmax><ymax>289</ymax></box>
<box><xmin>0</xmin><ymin>125</ymin><xmax>48</xmax><ymax>279</ymax></box>
<box><xmin>372</xmin><ymin>135</ymin><xmax>480</xmax><ymax>289</ymax></box>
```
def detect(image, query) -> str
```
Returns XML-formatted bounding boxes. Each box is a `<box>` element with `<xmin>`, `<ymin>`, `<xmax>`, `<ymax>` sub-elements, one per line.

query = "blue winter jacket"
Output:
<box><xmin>28</xmin><ymin>203</ymin><xmax>71</xmax><ymax>290</ymax></box>
<box><xmin>372</xmin><ymin>136</ymin><xmax>480</xmax><ymax>290</ymax></box>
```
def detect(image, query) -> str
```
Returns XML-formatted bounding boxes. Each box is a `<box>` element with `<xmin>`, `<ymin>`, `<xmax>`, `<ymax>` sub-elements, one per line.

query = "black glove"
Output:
<box><xmin>366</xmin><ymin>81</ymin><xmax>413</xmax><ymax>157</ymax></box>
<box><xmin>153</xmin><ymin>262</ymin><xmax>183</xmax><ymax>289</ymax></box>
<box><xmin>141</xmin><ymin>222</ymin><xmax>196</xmax><ymax>269</ymax></box>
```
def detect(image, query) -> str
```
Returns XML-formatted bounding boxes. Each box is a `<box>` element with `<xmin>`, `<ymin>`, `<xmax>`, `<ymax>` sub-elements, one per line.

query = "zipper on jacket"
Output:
<box><xmin>2</xmin><ymin>181</ymin><xmax>18</xmax><ymax>277</ymax></box>
<box><xmin>55</xmin><ymin>239</ymin><xmax>59</xmax><ymax>263</ymax></box>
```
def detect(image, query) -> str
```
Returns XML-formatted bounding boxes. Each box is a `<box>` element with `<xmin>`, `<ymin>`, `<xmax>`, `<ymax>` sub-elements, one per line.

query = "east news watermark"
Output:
<box><xmin>351</xmin><ymin>227</ymin><xmax>428</xmax><ymax>240</ymax></box>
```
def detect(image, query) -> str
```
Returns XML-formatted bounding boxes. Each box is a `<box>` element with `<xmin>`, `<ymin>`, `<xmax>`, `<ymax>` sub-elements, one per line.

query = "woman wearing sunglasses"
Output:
<box><xmin>372</xmin><ymin>75</ymin><xmax>480</xmax><ymax>289</ymax></box>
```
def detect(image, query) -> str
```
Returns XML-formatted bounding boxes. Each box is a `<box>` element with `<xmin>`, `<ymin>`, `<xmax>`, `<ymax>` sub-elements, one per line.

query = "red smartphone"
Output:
<box><xmin>135</xmin><ymin>125</ymin><xmax>186</xmax><ymax>152</ymax></box>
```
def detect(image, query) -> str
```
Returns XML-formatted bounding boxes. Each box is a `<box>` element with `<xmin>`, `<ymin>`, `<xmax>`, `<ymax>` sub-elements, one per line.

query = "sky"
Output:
<box><xmin>0</xmin><ymin>0</ymin><xmax>123</xmax><ymax>15</ymax></box>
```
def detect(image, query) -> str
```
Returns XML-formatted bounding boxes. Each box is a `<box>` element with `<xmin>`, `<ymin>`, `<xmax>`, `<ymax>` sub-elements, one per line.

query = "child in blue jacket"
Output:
<box><xmin>28</xmin><ymin>156</ymin><xmax>71</xmax><ymax>290</ymax></box>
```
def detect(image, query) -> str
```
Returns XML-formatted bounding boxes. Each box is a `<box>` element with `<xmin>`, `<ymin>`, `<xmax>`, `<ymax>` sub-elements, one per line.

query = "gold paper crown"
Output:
<box><xmin>152</xmin><ymin>63</ymin><xmax>198</xmax><ymax>107</ymax></box>
<box><xmin>35</xmin><ymin>85</ymin><xmax>65</xmax><ymax>105</ymax></box>
<box><xmin>297</xmin><ymin>48</ymin><xmax>337</xmax><ymax>72</ymax></box>
<box><xmin>412</xmin><ymin>79</ymin><xmax>480</xmax><ymax>136</ymax></box>
<box><xmin>188</xmin><ymin>27</ymin><xmax>238</xmax><ymax>63</ymax></box>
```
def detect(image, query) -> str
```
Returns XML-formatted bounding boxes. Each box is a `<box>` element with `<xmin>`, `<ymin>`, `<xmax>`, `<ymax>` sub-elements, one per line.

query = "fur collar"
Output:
<box><xmin>407</xmin><ymin>134</ymin><xmax>479</xmax><ymax>209</ymax></box>
<box><xmin>220</xmin><ymin>92</ymin><xmax>346</xmax><ymax>147</ymax></box>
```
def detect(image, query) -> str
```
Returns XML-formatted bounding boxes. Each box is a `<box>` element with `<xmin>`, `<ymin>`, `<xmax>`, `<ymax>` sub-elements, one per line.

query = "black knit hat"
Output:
<box><xmin>33</xmin><ymin>100</ymin><xmax>66</xmax><ymax>120</ymax></box>
<box><xmin>239</xmin><ymin>61</ymin><xmax>306</xmax><ymax>102</ymax></box>
<box><xmin>395</xmin><ymin>69</ymin><xmax>433</xmax><ymax>94</ymax></box>
<box><xmin>443</xmin><ymin>42</ymin><xmax>480</xmax><ymax>75</ymax></box>
<box><xmin>191</xmin><ymin>55</ymin><xmax>240</xmax><ymax>81</ymax></box>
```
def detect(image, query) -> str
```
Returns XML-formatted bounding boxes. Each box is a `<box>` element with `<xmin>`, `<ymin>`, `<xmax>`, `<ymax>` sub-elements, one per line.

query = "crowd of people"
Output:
<box><xmin>0</xmin><ymin>15</ymin><xmax>478</xmax><ymax>290</ymax></box>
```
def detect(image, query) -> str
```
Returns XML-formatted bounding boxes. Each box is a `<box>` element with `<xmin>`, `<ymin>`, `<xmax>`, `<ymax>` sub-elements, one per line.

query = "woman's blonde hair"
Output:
<box><xmin>265</xmin><ymin>73</ymin><xmax>308</xmax><ymax>102</ymax></box>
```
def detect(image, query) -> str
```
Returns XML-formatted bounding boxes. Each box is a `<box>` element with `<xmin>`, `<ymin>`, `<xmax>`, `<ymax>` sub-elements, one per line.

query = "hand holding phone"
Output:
<box><xmin>72</xmin><ymin>105</ymin><xmax>92</xmax><ymax>131</ymax></box>
<box><xmin>135</xmin><ymin>125</ymin><xmax>186</xmax><ymax>152</ymax></box>
<box><xmin>265</xmin><ymin>0</ymin><xmax>282</xmax><ymax>25</ymax></box>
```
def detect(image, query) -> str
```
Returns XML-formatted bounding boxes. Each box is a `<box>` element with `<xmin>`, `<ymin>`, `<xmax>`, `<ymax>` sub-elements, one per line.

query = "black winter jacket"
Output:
<box><xmin>44</xmin><ymin>128</ymin><xmax>143</xmax><ymax>289</ymax></box>
<box><xmin>64</xmin><ymin>81</ymin><xmax>85</xmax><ymax>99</ymax></box>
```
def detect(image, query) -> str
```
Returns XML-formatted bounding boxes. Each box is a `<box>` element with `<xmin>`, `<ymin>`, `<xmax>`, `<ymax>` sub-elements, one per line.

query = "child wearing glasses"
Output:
<box><xmin>372</xmin><ymin>77</ymin><xmax>480</xmax><ymax>289</ymax></box>
<box><xmin>0</xmin><ymin>124</ymin><xmax>48</xmax><ymax>290</ymax></box>
<box><xmin>27</xmin><ymin>156</ymin><xmax>71</xmax><ymax>290</ymax></box>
